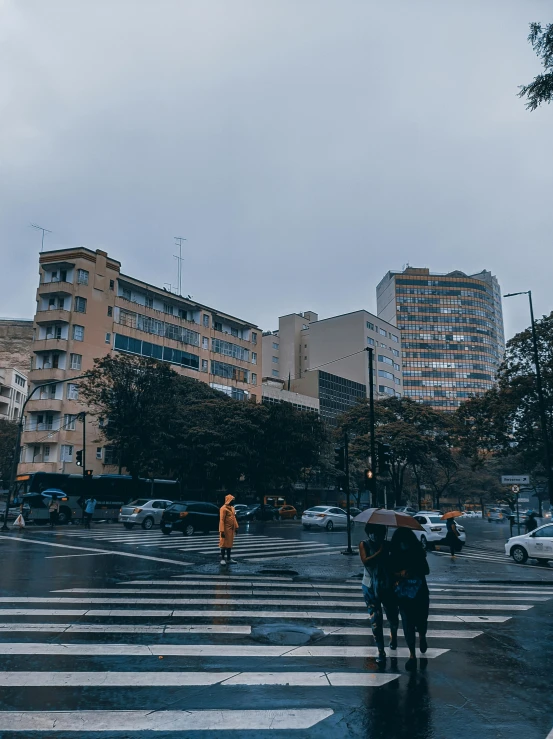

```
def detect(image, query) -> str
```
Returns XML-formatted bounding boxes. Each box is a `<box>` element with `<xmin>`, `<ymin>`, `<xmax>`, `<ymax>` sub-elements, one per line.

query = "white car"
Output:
<box><xmin>119</xmin><ymin>499</ymin><xmax>173</xmax><ymax>530</ymax></box>
<box><xmin>302</xmin><ymin>506</ymin><xmax>351</xmax><ymax>531</ymax></box>
<box><xmin>413</xmin><ymin>512</ymin><xmax>466</xmax><ymax>551</ymax></box>
<box><xmin>505</xmin><ymin>523</ymin><xmax>553</xmax><ymax>564</ymax></box>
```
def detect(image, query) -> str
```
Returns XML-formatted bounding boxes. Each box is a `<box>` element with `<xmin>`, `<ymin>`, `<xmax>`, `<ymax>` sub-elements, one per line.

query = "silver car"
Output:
<box><xmin>119</xmin><ymin>499</ymin><xmax>173</xmax><ymax>530</ymax></box>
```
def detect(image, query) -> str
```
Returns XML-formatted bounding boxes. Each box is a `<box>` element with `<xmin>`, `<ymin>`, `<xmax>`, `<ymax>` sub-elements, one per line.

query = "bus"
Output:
<box><xmin>14</xmin><ymin>472</ymin><xmax>179</xmax><ymax>525</ymax></box>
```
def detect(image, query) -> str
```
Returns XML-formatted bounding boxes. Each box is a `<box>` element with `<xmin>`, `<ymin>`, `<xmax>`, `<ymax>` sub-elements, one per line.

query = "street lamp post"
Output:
<box><xmin>504</xmin><ymin>291</ymin><xmax>553</xmax><ymax>505</ymax></box>
<box><xmin>366</xmin><ymin>347</ymin><xmax>377</xmax><ymax>506</ymax></box>
<box><xmin>1</xmin><ymin>374</ymin><xmax>92</xmax><ymax>531</ymax></box>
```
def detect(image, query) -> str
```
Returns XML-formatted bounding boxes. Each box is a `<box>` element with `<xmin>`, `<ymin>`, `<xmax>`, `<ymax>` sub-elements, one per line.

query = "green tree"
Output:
<box><xmin>519</xmin><ymin>23</ymin><xmax>553</xmax><ymax>110</ymax></box>
<box><xmin>0</xmin><ymin>419</ymin><xmax>18</xmax><ymax>489</ymax></box>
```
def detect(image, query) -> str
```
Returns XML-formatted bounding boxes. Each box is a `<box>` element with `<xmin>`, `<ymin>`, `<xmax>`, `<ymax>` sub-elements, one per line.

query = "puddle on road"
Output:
<box><xmin>251</xmin><ymin>623</ymin><xmax>323</xmax><ymax>645</ymax></box>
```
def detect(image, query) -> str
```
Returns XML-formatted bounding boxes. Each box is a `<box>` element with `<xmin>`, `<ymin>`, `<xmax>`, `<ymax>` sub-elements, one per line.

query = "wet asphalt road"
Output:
<box><xmin>0</xmin><ymin>518</ymin><xmax>552</xmax><ymax>739</ymax></box>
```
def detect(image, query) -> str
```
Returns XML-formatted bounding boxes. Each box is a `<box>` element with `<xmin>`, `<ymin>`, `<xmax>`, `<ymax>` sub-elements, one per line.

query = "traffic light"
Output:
<box><xmin>334</xmin><ymin>446</ymin><xmax>345</xmax><ymax>472</ymax></box>
<box><xmin>377</xmin><ymin>443</ymin><xmax>392</xmax><ymax>474</ymax></box>
<box><xmin>364</xmin><ymin>468</ymin><xmax>373</xmax><ymax>490</ymax></box>
<box><xmin>76</xmin><ymin>450</ymin><xmax>83</xmax><ymax>467</ymax></box>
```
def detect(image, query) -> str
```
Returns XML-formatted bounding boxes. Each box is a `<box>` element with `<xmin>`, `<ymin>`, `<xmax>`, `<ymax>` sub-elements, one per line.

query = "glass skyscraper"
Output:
<box><xmin>377</xmin><ymin>267</ymin><xmax>505</xmax><ymax>411</ymax></box>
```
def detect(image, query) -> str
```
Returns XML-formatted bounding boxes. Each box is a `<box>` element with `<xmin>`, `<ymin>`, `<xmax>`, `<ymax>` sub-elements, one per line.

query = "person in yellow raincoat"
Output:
<box><xmin>219</xmin><ymin>494</ymin><xmax>239</xmax><ymax>565</ymax></box>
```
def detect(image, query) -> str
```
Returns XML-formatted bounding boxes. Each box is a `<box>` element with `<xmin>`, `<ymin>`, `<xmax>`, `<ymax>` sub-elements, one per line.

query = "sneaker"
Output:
<box><xmin>227</xmin><ymin>558</ymin><xmax>238</xmax><ymax>564</ymax></box>
<box><xmin>389</xmin><ymin>632</ymin><xmax>398</xmax><ymax>650</ymax></box>
<box><xmin>419</xmin><ymin>635</ymin><xmax>428</xmax><ymax>654</ymax></box>
<box><xmin>220</xmin><ymin>559</ymin><xmax>227</xmax><ymax>565</ymax></box>
<box><xmin>376</xmin><ymin>650</ymin><xmax>387</xmax><ymax>665</ymax></box>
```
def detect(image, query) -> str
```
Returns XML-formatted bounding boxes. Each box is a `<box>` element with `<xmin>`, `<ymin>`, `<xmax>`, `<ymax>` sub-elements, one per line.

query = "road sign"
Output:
<box><xmin>511</xmin><ymin>485</ymin><xmax>520</xmax><ymax>494</ymax></box>
<box><xmin>501</xmin><ymin>475</ymin><xmax>530</xmax><ymax>485</ymax></box>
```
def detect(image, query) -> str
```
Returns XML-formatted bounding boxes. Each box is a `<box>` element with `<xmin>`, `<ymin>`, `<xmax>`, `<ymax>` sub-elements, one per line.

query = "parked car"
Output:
<box><xmin>413</xmin><ymin>512</ymin><xmax>466</xmax><ymax>551</ymax></box>
<box><xmin>160</xmin><ymin>501</ymin><xmax>220</xmax><ymax>536</ymax></box>
<box><xmin>236</xmin><ymin>504</ymin><xmax>279</xmax><ymax>522</ymax></box>
<box><xmin>505</xmin><ymin>523</ymin><xmax>553</xmax><ymax>564</ymax></box>
<box><xmin>487</xmin><ymin>507</ymin><xmax>505</xmax><ymax>523</ymax></box>
<box><xmin>119</xmin><ymin>499</ymin><xmax>173</xmax><ymax>530</ymax></box>
<box><xmin>278</xmin><ymin>505</ymin><xmax>299</xmax><ymax>520</ymax></box>
<box><xmin>394</xmin><ymin>506</ymin><xmax>417</xmax><ymax>516</ymax></box>
<box><xmin>302</xmin><ymin>505</ymin><xmax>352</xmax><ymax>531</ymax></box>
<box><xmin>462</xmin><ymin>511</ymin><xmax>477</xmax><ymax>518</ymax></box>
<box><xmin>349</xmin><ymin>506</ymin><xmax>362</xmax><ymax>519</ymax></box>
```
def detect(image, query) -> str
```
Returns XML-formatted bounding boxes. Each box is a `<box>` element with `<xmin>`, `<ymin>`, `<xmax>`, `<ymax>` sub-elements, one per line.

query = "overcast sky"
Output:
<box><xmin>1</xmin><ymin>1</ymin><xmax>551</xmax><ymax>340</ymax></box>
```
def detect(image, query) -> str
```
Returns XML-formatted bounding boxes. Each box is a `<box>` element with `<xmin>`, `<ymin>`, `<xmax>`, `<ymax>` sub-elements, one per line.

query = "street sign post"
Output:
<box><xmin>501</xmin><ymin>475</ymin><xmax>530</xmax><ymax>485</ymax></box>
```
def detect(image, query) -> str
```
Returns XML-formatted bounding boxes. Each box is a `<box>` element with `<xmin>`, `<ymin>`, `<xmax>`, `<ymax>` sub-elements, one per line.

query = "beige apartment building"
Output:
<box><xmin>20</xmin><ymin>247</ymin><xmax>261</xmax><ymax>475</ymax></box>
<box><xmin>262</xmin><ymin>309</ymin><xmax>403</xmax><ymax>425</ymax></box>
<box><xmin>0</xmin><ymin>368</ymin><xmax>28</xmax><ymax>421</ymax></box>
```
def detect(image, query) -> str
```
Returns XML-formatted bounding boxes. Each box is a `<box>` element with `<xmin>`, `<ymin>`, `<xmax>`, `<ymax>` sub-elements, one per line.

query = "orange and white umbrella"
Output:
<box><xmin>441</xmin><ymin>511</ymin><xmax>462</xmax><ymax>520</ymax></box>
<box><xmin>353</xmin><ymin>507</ymin><xmax>424</xmax><ymax>530</ymax></box>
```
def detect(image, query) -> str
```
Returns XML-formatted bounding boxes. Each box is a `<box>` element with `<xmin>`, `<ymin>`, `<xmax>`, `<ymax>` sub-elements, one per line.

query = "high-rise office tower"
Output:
<box><xmin>377</xmin><ymin>267</ymin><xmax>504</xmax><ymax>411</ymax></box>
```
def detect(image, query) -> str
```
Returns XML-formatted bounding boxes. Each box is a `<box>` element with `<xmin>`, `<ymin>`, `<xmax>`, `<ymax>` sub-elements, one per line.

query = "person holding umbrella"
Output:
<box><xmin>358</xmin><ymin>522</ymin><xmax>399</xmax><ymax>665</ymax></box>
<box><xmin>443</xmin><ymin>511</ymin><xmax>462</xmax><ymax>558</ymax></box>
<box><xmin>48</xmin><ymin>497</ymin><xmax>60</xmax><ymax>527</ymax></box>
<box><xmin>389</xmin><ymin>527</ymin><xmax>430</xmax><ymax>671</ymax></box>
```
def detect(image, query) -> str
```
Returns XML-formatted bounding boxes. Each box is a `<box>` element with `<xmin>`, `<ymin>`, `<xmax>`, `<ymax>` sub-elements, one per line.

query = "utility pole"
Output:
<box><xmin>174</xmin><ymin>237</ymin><xmax>186</xmax><ymax>296</ymax></box>
<box><xmin>367</xmin><ymin>347</ymin><xmax>377</xmax><ymax>506</ymax></box>
<box><xmin>343</xmin><ymin>431</ymin><xmax>354</xmax><ymax>555</ymax></box>
<box><xmin>504</xmin><ymin>290</ymin><xmax>553</xmax><ymax>505</ymax></box>
<box><xmin>80</xmin><ymin>412</ymin><xmax>87</xmax><ymax>480</ymax></box>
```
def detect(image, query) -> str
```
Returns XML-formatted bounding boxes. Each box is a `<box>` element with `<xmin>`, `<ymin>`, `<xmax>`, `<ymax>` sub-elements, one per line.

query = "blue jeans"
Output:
<box><xmin>362</xmin><ymin>583</ymin><xmax>399</xmax><ymax>651</ymax></box>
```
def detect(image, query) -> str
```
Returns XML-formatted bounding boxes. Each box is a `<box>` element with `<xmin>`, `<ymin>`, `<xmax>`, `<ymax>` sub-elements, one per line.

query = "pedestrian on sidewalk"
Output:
<box><xmin>48</xmin><ymin>498</ymin><xmax>59</xmax><ymax>527</ymax></box>
<box><xmin>525</xmin><ymin>511</ymin><xmax>538</xmax><ymax>533</ymax></box>
<box><xmin>83</xmin><ymin>497</ymin><xmax>97</xmax><ymax>529</ymax></box>
<box><xmin>219</xmin><ymin>495</ymin><xmax>239</xmax><ymax>565</ymax></box>
<box><xmin>390</xmin><ymin>527</ymin><xmax>430</xmax><ymax>672</ymax></box>
<box><xmin>445</xmin><ymin>517</ymin><xmax>461</xmax><ymax>557</ymax></box>
<box><xmin>358</xmin><ymin>522</ymin><xmax>399</xmax><ymax>665</ymax></box>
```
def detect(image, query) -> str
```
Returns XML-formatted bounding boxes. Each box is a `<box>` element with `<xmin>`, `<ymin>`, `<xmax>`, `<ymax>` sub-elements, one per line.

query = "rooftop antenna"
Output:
<box><xmin>30</xmin><ymin>223</ymin><xmax>52</xmax><ymax>252</ymax></box>
<box><xmin>174</xmin><ymin>236</ymin><xmax>186</xmax><ymax>296</ymax></box>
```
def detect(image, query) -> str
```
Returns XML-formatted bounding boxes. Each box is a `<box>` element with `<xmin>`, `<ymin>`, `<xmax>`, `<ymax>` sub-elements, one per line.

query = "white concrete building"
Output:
<box><xmin>0</xmin><ymin>368</ymin><xmax>28</xmax><ymax>421</ymax></box>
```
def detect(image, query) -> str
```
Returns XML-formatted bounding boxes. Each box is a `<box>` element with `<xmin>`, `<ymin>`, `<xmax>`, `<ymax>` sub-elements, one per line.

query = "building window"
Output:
<box><xmin>104</xmin><ymin>446</ymin><xmax>116</xmax><ymax>465</ymax></box>
<box><xmin>272</xmin><ymin>369</ymin><xmax>279</xmax><ymax>377</ymax></box>
<box><xmin>378</xmin><ymin>355</ymin><xmax>394</xmax><ymax>366</ymax></box>
<box><xmin>211</xmin><ymin>338</ymin><xmax>250</xmax><ymax>362</ymax></box>
<box><xmin>252</xmin><ymin>332</ymin><xmax>257</xmax><ymax>344</ymax></box>
<box><xmin>378</xmin><ymin>385</ymin><xmax>395</xmax><ymax>396</ymax></box>
<box><xmin>77</xmin><ymin>269</ymin><xmax>89</xmax><ymax>285</ymax></box>
<box><xmin>113</xmin><ymin>333</ymin><xmax>200</xmax><ymax>371</ymax></box>
<box><xmin>74</xmin><ymin>296</ymin><xmax>87</xmax><ymax>313</ymax></box>
<box><xmin>122</xmin><ymin>287</ymin><xmax>131</xmax><ymax>301</ymax></box>
<box><xmin>272</xmin><ymin>342</ymin><xmax>279</xmax><ymax>350</ymax></box>
<box><xmin>96</xmin><ymin>447</ymin><xmax>103</xmax><ymax>460</ymax></box>
<box><xmin>366</xmin><ymin>322</ymin><xmax>374</xmax><ymax>330</ymax></box>
<box><xmin>367</xmin><ymin>337</ymin><xmax>375</xmax><ymax>346</ymax></box>
<box><xmin>67</xmin><ymin>383</ymin><xmax>79</xmax><ymax>400</ymax></box>
<box><xmin>70</xmin><ymin>354</ymin><xmax>82</xmax><ymax>370</ymax></box>
<box><xmin>72</xmin><ymin>325</ymin><xmax>84</xmax><ymax>341</ymax></box>
<box><xmin>107</xmin><ymin>306</ymin><xmax>113</xmax><ymax>317</ymax></box>
<box><xmin>378</xmin><ymin>369</ymin><xmax>394</xmax><ymax>380</ymax></box>
<box><xmin>105</xmin><ymin>333</ymin><xmax>111</xmax><ymax>344</ymax></box>
<box><xmin>202</xmin><ymin>336</ymin><xmax>209</xmax><ymax>350</ymax></box>
<box><xmin>201</xmin><ymin>359</ymin><xmax>208</xmax><ymax>372</ymax></box>
<box><xmin>252</xmin><ymin>373</ymin><xmax>257</xmax><ymax>384</ymax></box>
<box><xmin>109</xmin><ymin>279</ymin><xmax>115</xmax><ymax>290</ymax></box>
<box><xmin>392</xmin><ymin>348</ymin><xmax>400</xmax><ymax>357</ymax></box>
<box><xmin>380</xmin><ymin>342</ymin><xmax>387</xmax><ymax>348</ymax></box>
<box><xmin>214</xmin><ymin>321</ymin><xmax>223</xmax><ymax>332</ymax></box>
<box><xmin>203</xmin><ymin>314</ymin><xmax>210</xmax><ymax>327</ymax></box>
<box><xmin>43</xmin><ymin>445</ymin><xmax>50</xmax><ymax>461</ymax></box>
<box><xmin>210</xmin><ymin>360</ymin><xmax>249</xmax><ymax>383</ymax></box>
<box><xmin>15</xmin><ymin>374</ymin><xmax>25</xmax><ymax>387</ymax></box>
<box><xmin>272</xmin><ymin>356</ymin><xmax>278</xmax><ymax>363</ymax></box>
<box><xmin>163</xmin><ymin>303</ymin><xmax>174</xmax><ymax>315</ymax></box>
<box><xmin>230</xmin><ymin>327</ymin><xmax>239</xmax><ymax>338</ymax></box>
<box><xmin>146</xmin><ymin>296</ymin><xmax>154</xmax><ymax>309</ymax></box>
<box><xmin>251</xmin><ymin>352</ymin><xmax>257</xmax><ymax>365</ymax></box>
<box><xmin>391</xmin><ymin>334</ymin><xmax>399</xmax><ymax>342</ymax></box>
<box><xmin>64</xmin><ymin>414</ymin><xmax>77</xmax><ymax>431</ymax></box>
<box><xmin>378</xmin><ymin>328</ymin><xmax>387</xmax><ymax>337</ymax></box>
<box><xmin>60</xmin><ymin>444</ymin><xmax>73</xmax><ymax>462</ymax></box>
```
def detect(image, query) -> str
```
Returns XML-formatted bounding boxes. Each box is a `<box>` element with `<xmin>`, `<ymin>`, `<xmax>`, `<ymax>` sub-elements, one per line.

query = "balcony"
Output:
<box><xmin>29</xmin><ymin>367</ymin><xmax>67</xmax><ymax>382</ymax></box>
<box><xmin>22</xmin><ymin>428</ymin><xmax>60</xmax><ymax>444</ymax></box>
<box><xmin>18</xmin><ymin>461</ymin><xmax>59</xmax><ymax>475</ymax></box>
<box><xmin>35</xmin><ymin>309</ymin><xmax>71</xmax><ymax>325</ymax></box>
<box><xmin>25</xmin><ymin>398</ymin><xmax>63</xmax><ymax>413</ymax></box>
<box><xmin>38</xmin><ymin>280</ymin><xmax>74</xmax><ymax>294</ymax></box>
<box><xmin>33</xmin><ymin>338</ymin><xmax>68</xmax><ymax>353</ymax></box>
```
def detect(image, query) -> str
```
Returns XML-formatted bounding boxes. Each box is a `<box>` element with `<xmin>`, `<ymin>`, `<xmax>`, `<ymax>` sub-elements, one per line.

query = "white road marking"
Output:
<box><xmin>45</xmin><ymin>553</ymin><xmax>113</xmax><ymax>559</ymax></box>
<box><xmin>322</xmin><ymin>627</ymin><xmax>484</xmax><ymax>638</ymax></box>
<box><xmin>1</xmin><ymin>596</ymin><xmax>532</xmax><ymax>610</ymax></box>
<box><xmin>122</xmin><ymin>580</ymin><xmax>356</xmax><ymax>589</ymax></box>
<box><xmin>0</xmin><ymin>536</ymin><xmax>192</xmax><ymax>566</ymax></box>
<box><xmin>0</xmin><ymin>624</ymin><xmax>252</xmax><ymax>634</ymax></box>
<box><xmin>170</xmin><ymin>574</ymin><xmax>294</xmax><ymax>581</ymax></box>
<box><xmin>245</xmin><ymin>549</ymin><xmax>344</xmax><ymax>561</ymax></box>
<box><xmin>0</xmin><ymin>671</ymin><xmax>399</xmax><ymax>687</ymax></box>
<box><xmin>0</xmin><ymin>709</ymin><xmax>335</xmax><ymax>732</ymax></box>
<box><xmin>0</xmin><ymin>608</ymin><xmax>512</xmax><ymax>622</ymax></box>
<box><xmin>0</xmin><ymin>643</ymin><xmax>448</xmax><ymax>658</ymax></box>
